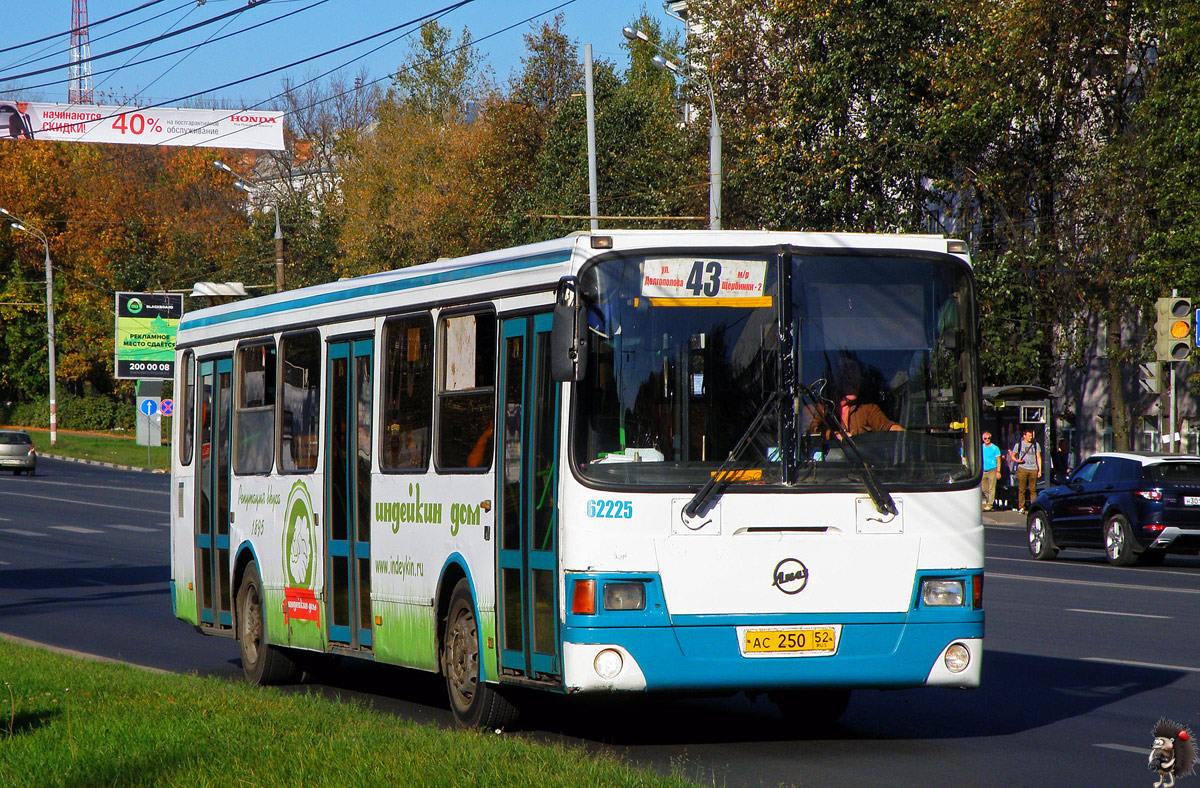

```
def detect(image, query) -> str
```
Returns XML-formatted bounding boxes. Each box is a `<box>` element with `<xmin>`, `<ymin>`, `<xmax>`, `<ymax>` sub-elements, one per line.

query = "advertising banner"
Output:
<box><xmin>1</xmin><ymin>100</ymin><xmax>284</xmax><ymax>150</ymax></box>
<box><xmin>115</xmin><ymin>292</ymin><xmax>184</xmax><ymax>380</ymax></box>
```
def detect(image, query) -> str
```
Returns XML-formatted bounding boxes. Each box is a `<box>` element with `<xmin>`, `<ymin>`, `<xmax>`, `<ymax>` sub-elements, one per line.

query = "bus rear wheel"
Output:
<box><xmin>442</xmin><ymin>579</ymin><xmax>518</xmax><ymax>729</ymax></box>
<box><xmin>236</xmin><ymin>561</ymin><xmax>302</xmax><ymax>685</ymax></box>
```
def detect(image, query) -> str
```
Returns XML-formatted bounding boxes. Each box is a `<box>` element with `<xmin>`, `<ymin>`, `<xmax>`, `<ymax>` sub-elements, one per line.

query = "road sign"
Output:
<box><xmin>161</xmin><ymin>399</ymin><xmax>174</xmax><ymax>417</ymax></box>
<box><xmin>139</xmin><ymin>398</ymin><xmax>159</xmax><ymax>417</ymax></box>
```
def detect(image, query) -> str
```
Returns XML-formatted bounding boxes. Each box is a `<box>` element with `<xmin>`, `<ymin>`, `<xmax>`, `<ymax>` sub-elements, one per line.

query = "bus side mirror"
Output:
<box><xmin>551</xmin><ymin>277</ymin><xmax>588</xmax><ymax>382</ymax></box>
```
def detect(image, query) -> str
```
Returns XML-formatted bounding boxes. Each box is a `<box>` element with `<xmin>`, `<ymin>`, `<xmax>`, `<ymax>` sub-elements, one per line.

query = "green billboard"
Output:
<box><xmin>114</xmin><ymin>292</ymin><xmax>183</xmax><ymax>380</ymax></box>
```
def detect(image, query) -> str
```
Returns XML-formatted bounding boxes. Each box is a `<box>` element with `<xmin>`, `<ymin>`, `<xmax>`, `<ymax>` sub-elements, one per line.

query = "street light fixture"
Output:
<box><xmin>622</xmin><ymin>26</ymin><xmax>722</xmax><ymax>230</ymax></box>
<box><xmin>213</xmin><ymin>160</ymin><xmax>285</xmax><ymax>292</ymax></box>
<box><xmin>1</xmin><ymin>207</ymin><xmax>57</xmax><ymax>445</ymax></box>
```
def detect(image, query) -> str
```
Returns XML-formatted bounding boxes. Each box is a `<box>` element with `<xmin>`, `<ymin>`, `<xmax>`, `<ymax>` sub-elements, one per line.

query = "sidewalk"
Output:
<box><xmin>983</xmin><ymin>508</ymin><xmax>1026</xmax><ymax>528</ymax></box>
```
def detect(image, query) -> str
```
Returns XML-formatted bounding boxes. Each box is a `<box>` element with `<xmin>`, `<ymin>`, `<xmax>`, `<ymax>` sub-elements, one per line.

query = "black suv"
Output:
<box><xmin>1027</xmin><ymin>451</ymin><xmax>1200</xmax><ymax>566</ymax></box>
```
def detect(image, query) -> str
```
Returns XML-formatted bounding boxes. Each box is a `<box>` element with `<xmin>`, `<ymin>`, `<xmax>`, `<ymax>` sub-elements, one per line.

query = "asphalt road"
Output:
<box><xmin>3</xmin><ymin>458</ymin><xmax>1198</xmax><ymax>787</ymax></box>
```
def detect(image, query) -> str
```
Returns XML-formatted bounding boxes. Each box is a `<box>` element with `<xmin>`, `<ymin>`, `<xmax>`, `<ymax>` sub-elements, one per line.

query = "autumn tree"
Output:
<box><xmin>0</xmin><ymin>139</ymin><xmax>254</xmax><ymax>403</ymax></box>
<box><xmin>336</xmin><ymin>21</ymin><xmax>493</xmax><ymax>276</ymax></box>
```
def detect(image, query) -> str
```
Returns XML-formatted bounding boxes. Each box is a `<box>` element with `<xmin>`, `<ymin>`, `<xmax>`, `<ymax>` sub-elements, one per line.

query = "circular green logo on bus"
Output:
<box><xmin>283</xmin><ymin>480</ymin><xmax>315</xmax><ymax>588</ymax></box>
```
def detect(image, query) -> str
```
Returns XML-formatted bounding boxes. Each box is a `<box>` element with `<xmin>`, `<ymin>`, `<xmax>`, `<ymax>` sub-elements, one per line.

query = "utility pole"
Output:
<box><xmin>584</xmin><ymin>44</ymin><xmax>599</xmax><ymax>233</ymax></box>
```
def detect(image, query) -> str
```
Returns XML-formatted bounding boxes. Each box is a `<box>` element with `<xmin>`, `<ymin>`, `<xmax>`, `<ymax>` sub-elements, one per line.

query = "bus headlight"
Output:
<box><xmin>944</xmin><ymin>642</ymin><xmax>971</xmax><ymax>673</ymax></box>
<box><xmin>603</xmin><ymin>582</ymin><xmax>646</xmax><ymax>611</ymax></box>
<box><xmin>594</xmin><ymin>649</ymin><xmax>624</xmax><ymax>679</ymax></box>
<box><xmin>921</xmin><ymin>579</ymin><xmax>965</xmax><ymax>607</ymax></box>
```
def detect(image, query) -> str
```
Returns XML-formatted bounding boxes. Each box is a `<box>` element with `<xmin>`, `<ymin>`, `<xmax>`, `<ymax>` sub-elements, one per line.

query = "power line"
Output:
<box><xmin>163</xmin><ymin>0</ymin><xmax>575</xmax><ymax>150</ymax></box>
<box><xmin>0</xmin><ymin>0</ymin><xmax>277</xmax><ymax>84</ymax></box>
<box><xmin>1</xmin><ymin>1</ymin><xmax>197</xmax><ymax>76</ymax></box>
<box><xmin>7</xmin><ymin>0</ymin><xmax>333</xmax><ymax>96</ymax></box>
<box><xmin>6</xmin><ymin>0</ymin><xmax>334</xmax><ymax>97</ymax></box>
<box><xmin>0</xmin><ymin>0</ymin><xmax>173</xmax><ymax>56</ymax></box>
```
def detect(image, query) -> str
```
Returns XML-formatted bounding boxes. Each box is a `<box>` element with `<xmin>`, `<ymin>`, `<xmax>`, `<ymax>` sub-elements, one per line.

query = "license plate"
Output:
<box><xmin>1187</xmin><ymin>496</ymin><xmax>1200</xmax><ymax>506</ymax></box>
<box><xmin>740</xmin><ymin>626</ymin><xmax>838</xmax><ymax>656</ymax></box>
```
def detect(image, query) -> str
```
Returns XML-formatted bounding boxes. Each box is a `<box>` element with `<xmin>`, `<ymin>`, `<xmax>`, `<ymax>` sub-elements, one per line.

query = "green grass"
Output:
<box><xmin>19</xmin><ymin>429</ymin><xmax>171</xmax><ymax>472</ymax></box>
<box><xmin>0</xmin><ymin>639</ymin><xmax>703</xmax><ymax>788</ymax></box>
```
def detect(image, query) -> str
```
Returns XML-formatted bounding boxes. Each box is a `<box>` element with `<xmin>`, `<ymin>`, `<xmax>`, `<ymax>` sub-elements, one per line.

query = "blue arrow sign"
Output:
<box><xmin>139</xmin><ymin>398</ymin><xmax>159</xmax><ymax>417</ymax></box>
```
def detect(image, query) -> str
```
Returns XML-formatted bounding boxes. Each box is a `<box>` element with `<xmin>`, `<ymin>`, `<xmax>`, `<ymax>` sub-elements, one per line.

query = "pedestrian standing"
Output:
<box><xmin>1051</xmin><ymin>438</ymin><xmax>1071</xmax><ymax>480</ymax></box>
<box><xmin>1008</xmin><ymin>429</ymin><xmax>1042</xmax><ymax>512</ymax></box>
<box><xmin>981</xmin><ymin>432</ymin><xmax>1002</xmax><ymax>510</ymax></box>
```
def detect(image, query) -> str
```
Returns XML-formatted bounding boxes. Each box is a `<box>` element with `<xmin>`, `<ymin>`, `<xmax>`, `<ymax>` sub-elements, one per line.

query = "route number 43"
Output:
<box><xmin>685</xmin><ymin>261</ymin><xmax>723</xmax><ymax>297</ymax></box>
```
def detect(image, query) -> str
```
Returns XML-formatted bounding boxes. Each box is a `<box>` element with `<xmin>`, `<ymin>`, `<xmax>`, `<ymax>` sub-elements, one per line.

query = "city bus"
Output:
<box><xmin>170</xmin><ymin>229</ymin><xmax>984</xmax><ymax>728</ymax></box>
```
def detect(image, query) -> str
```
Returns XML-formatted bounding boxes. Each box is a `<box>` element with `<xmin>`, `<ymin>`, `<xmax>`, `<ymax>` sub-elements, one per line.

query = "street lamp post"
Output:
<box><xmin>1</xmin><ymin>208</ymin><xmax>57</xmax><ymax>445</ymax></box>
<box><xmin>214</xmin><ymin>161</ymin><xmax>285</xmax><ymax>292</ymax></box>
<box><xmin>623</xmin><ymin>26</ymin><xmax>722</xmax><ymax>230</ymax></box>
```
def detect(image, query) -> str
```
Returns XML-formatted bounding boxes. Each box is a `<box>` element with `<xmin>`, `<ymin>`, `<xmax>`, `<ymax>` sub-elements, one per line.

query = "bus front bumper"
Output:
<box><xmin>561</xmin><ymin>621</ymin><xmax>984</xmax><ymax>694</ymax></box>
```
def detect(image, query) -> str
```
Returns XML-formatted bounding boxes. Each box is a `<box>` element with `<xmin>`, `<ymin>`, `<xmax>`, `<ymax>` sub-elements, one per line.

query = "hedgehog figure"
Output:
<box><xmin>1149</xmin><ymin>718</ymin><xmax>1197</xmax><ymax>788</ymax></box>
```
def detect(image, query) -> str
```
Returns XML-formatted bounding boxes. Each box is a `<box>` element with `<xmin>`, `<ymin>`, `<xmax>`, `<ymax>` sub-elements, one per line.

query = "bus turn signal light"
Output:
<box><xmin>572</xmin><ymin>579</ymin><xmax>597</xmax><ymax>615</ymax></box>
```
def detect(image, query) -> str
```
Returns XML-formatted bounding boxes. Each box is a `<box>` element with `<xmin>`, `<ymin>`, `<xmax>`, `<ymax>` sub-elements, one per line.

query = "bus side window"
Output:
<box><xmin>180</xmin><ymin>351</ymin><xmax>195</xmax><ymax>466</ymax></box>
<box><xmin>381</xmin><ymin>314</ymin><xmax>433</xmax><ymax>471</ymax></box>
<box><xmin>437</xmin><ymin>310</ymin><xmax>496</xmax><ymax>471</ymax></box>
<box><xmin>279</xmin><ymin>331</ymin><xmax>321</xmax><ymax>472</ymax></box>
<box><xmin>235</xmin><ymin>341</ymin><xmax>277</xmax><ymax>475</ymax></box>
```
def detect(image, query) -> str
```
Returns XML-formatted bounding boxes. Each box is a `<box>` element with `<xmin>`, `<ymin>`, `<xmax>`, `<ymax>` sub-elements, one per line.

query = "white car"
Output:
<box><xmin>0</xmin><ymin>430</ymin><xmax>36</xmax><ymax>476</ymax></box>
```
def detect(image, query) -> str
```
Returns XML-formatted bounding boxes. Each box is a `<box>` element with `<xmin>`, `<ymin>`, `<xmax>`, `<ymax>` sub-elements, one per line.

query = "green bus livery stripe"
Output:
<box><xmin>179</xmin><ymin>250</ymin><xmax>572</xmax><ymax>332</ymax></box>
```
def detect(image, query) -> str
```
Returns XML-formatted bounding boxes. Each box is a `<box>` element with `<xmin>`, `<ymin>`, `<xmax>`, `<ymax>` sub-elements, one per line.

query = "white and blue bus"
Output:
<box><xmin>170</xmin><ymin>230</ymin><xmax>984</xmax><ymax>727</ymax></box>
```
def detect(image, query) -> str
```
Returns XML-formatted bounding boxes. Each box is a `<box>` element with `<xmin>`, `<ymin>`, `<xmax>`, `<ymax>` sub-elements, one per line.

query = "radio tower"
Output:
<box><xmin>68</xmin><ymin>0</ymin><xmax>95</xmax><ymax>104</ymax></box>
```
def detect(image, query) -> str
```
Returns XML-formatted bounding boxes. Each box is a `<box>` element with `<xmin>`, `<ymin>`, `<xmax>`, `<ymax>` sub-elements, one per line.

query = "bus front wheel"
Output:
<box><xmin>236</xmin><ymin>561</ymin><xmax>302</xmax><ymax>685</ymax></box>
<box><xmin>442</xmin><ymin>579</ymin><xmax>518</xmax><ymax>729</ymax></box>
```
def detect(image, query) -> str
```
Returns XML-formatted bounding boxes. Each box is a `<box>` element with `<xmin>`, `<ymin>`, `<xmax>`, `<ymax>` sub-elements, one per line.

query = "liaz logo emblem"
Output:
<box><xmin>772</xmin><ymin>558</ymin><xmax>809</xmax><ymax>595</ymax></box>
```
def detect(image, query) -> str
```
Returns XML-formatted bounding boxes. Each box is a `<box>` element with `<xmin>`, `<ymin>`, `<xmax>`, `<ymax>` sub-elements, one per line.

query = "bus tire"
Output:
<box><xmin>236</xmin><ymin>561</ymin><xmax>302</xmax><ymax>685</ymax></box>
<box><xmin>770</xmin><ymin>688</ymin><xmax>852</xmax><ymax>729</ymax></box>
<box><xmin>442</xmin><ymin>579</ymin><xmax>518</xmax><ymax>729</ymax></box>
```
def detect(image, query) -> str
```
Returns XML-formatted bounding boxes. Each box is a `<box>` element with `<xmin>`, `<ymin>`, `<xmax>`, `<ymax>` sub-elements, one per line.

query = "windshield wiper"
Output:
<box><xmin>798</xmin><ymin>382</ymin><xmax>898</xmax><ymax>517</ymax></box>
<box><xmin>683</xmin><ymin>392</ymin><xmax>780</xmax><ymax>518</ymax></box>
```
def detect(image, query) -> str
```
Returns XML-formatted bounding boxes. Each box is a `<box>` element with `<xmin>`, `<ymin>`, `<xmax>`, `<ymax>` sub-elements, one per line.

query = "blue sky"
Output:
<box><xmin>1</xmin><ymin>0</ymin><xmax>669</xmax><ymax>108</ymax></box>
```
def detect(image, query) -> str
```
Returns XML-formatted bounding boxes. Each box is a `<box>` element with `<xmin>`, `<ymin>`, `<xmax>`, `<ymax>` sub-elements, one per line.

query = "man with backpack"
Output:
<box><xmin>1008</xmin><ymin>429</ymin><xmax>1042</xmax><ymax>512</ymax></box>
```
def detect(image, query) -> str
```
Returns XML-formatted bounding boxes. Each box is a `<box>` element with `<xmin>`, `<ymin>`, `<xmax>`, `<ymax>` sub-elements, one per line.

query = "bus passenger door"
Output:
<box><xmin>196</xmin><ymin>356</ymin><xmax>233</xmax><ymax>630</ymax></box>
<box><xmin>497</xmin><ymin>313</ymin><xmax>561</xmax><ymax>681</ymax></box>
<box><xmin>326</xmin><ymin>337</ymin><xmax>374</xmax><ymax>649</ymax></box>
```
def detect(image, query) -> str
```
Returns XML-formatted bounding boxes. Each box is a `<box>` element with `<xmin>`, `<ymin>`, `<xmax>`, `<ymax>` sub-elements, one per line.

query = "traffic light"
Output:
<box><xmin>1155</xmin><ymin>297</ymin><xmax>1193</xmax><ymax>362</ymax></box>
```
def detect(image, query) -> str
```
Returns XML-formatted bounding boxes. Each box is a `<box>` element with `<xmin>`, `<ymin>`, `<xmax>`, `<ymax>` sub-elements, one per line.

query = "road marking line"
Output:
<box><xmin>3</xmin><ymin>491</ymin><xmax>161</xmax><ymax>513</ymax></box>
<box><xmin>1095</xmin><ymin>743</ymin><xmax>1148</xmax><ymax>755</ymax></box>
<box><xmin>987</xmin><ymin>571</ymin><xmax>1200</xmax><ymax>594</ymax></box>
<box><xmin>988</xmin><ymin>553</ymin><xmax>1200</xmax><ymax>579</ymax></box>
<box><xmin>49</xmin><ymin>525</ymin><xmax>104</xmax><ymax>534</ymax></box>
<box><xmin>1085</xmin><ymin>656</ymin><xmax>1200</xmax><ymax>673</ymax></box>
<box><xmin>1</xmin><ymin>528</ymin><xmax>46</xmax><ymax>537</ymax></box>
<box><xmin>108</xmin><ymin>524</ymin><xmax>159</xmax><ymax>533</ymax></box>
<box><xmin>11</xmin><ymin>479</ymin><xmax>168</xmax><ymax>496</ymax></box>
<box><xmin>1067</xmin><ymin>608</ymin><xmax>1170</xmax><ymax>620</ymax></box>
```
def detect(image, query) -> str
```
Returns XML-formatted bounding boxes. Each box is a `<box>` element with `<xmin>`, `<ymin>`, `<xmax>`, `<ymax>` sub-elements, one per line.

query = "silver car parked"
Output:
<box><xmin>0</xmin><ymin>430</ymin><xmax>36</xmax><ymax>475</ymax></box>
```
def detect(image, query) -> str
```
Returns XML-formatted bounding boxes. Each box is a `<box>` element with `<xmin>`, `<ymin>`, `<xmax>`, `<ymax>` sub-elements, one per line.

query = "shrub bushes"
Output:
<box><xmin>3</xmin><ymin>395</ymin><xmax>138</xmax><ymax>432</ymax></box>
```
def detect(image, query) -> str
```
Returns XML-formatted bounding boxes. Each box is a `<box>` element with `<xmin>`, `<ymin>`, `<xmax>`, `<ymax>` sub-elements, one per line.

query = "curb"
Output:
<box><xmin>41</xmin><ymin>453</ymin><xmax>167</xmax><ymax>474</ymax></box>
<box><xmin>0</xmin><ymin>631</ymin><xmax>169</xmax><ymax>674</ymax></box>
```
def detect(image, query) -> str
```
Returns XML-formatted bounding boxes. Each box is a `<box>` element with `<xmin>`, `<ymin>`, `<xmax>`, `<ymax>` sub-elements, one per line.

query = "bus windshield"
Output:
<box><xmin>573</xmin><ymin>250</ymin><xmax>977</xmax><ymax>490</ymax></box>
